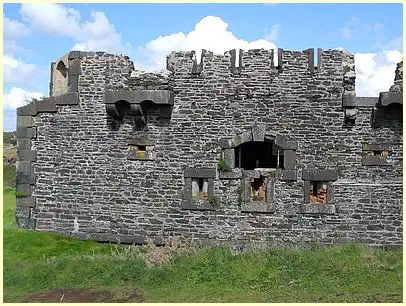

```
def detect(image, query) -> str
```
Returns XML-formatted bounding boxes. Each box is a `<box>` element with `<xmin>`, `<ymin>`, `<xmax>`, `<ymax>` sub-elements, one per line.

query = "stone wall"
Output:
<box><xmin>16</xmin><ymin>48</ymin><xmax>403</xmax><ymax>248</ymax></box>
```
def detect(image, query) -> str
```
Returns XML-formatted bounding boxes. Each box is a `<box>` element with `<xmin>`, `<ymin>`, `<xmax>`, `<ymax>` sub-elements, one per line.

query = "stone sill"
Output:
<box><xmin>300</xmin><ymin>203</ymin><xmax>336</xmax><ymax>214</ymax></box>
<box><xmin>241</xmin><ymin>201</ymin><xmax>275</xmax><ymax>213</ymax></box>
<box><xmin>362</xmin><ymin>156</ymin><xmax>389</xmax><ymax>166</ymax></box>
<box><xmin>219</xmin><ymin>169</ymin><xmax>242</xmax><ymax>180</ymax></box>
<box><xmin>127</xmin><ymin>151</ymin><xmax>154</xmax><ymax>161</ymax></box>
<box><xmin>181</xmin><ymin>200</ymin><xmax>218</xmax><ymax>211</ymax></box>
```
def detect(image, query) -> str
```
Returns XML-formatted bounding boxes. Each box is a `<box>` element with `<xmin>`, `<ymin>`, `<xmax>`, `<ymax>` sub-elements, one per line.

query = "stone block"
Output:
<box><xmin>219</xmin><ymin>138</ymin><xmax>233</xmax><ymax>149</ymax></box>
<box><xmin>16</xmin><ymin>161</ymin><xmax>32</xmax><ymax>174</ymax></box>
<box><xmin>274</xmin><ymin>135</ymin><xmax>287</xmax><ymax>148</ymax></box>
<box><xmin>16</xmin><ymin>196</ymin><xmax>36</xmax><ymax>208</ymax></box>
<box><xmin>16</xmin><ymin>216</ymin><xmax>36</xmax><ymax>230</ymax></box>
<box><xmin>16</xmin><ymin>183</ymin><xmax>31</xmax><ymax>194</ymax></box>
<box><xmin>16</xmin><ymin>127</ymin><xmax>37</xmax><ymax>139</ymax></box>
<box><xmin>232</xmin><ymin>131</ymin><xmax>252</xmax><ymax>147</ymax></box>
<box><xmin>35</xmin><ymin>98</ymin><xmax>57</xmax><ymax>113</ymax></box>
<box><xmin>17</xmin><ymin>116</ymin><xmax>33</xmax><ymax>127</ymax></box>
<box><xmin>16</xmin><ymin>205</ymin><xmax>31</xmax><ymax>218</ymax></box>
<box><xmin>68</xmin><ymin>51</ymin><xmax>82</xmax><ymax>59</ymax></box>
<box><xmin>17</xmin><ymin>150</ymin><xmax>37</xmax><ymax>162</ymax></box>
<box><xmin>283</xmin><ymin>150</ymin><xmax>296</xmax><ymax>170</ymax></box>
<box><xmin>300</xmin><ymin>204</ymin><xmax>336</xmax><ymax>214</ymax></box>
<box><xmin>16</xmin><ymin>173</ymin><xmax>36</xmax><ymax>184</ymax></box>
<box><xmin>342</xmin><ymin>91</ymin><xmax>356</xmax><ymax>107</ymax></box>
<box><xmin>242</xmin><ymin>170</ymin><xmax>261</xmax><ymax>178</ymax></box>
<box><xmin>218</xmin><ymin>169</ymin><xmax>242</xmax><ymax>180</ymax></box>
<box><xmin>223</xmin><ymin>148</ymin><xmax>235</xmax><ymax>169</ymax></box>
<box><xmin>68</xmin><ymin>58</ymin><xmax>81</xmax><ymax>75</ymax></box>
<box><xmin>17</xmin><ymin>138</ymin><xmax>31</xmax><ymax>150</ymax></box>
<box><xmin>362</xmin><ymin>143</ymin><xmax>387</xmax><ymax>151</ymax></box>
<box><xmin>17</xmin><ymin>103</ymin><xmax>36</xmax><ymax>116</ymax></box>
<box><xmin>302</xmin><ymin>169</ymin><xmax>338</xmax><ymax>181</ymax></box>
<box><xmin>362</xmin><ymin>156</ymin><xmax>387</xmax><ymax>166</ymax></box>
<box><xmin>277</xmin><ymin>169</ymin><xmax>297</xmax><ymax>181</ymax></box>
<box><xmin>305</xmin><ymin>48</ymin><xmax>314</xmax><ymax>74</ymax></box>
<box><xmin>184</xmin><ymin>168</ymin><xmax>216</xmax><ymax>178</ymax></box>
<box><xmin>252</xmin><ymin>123</ymin><xmax>266</xmax><ymax>142</ymax></box>
<box><xmin>54</xmin><ymin>92</ymin><xmax>79</xmax><ymax>105</ymax></box>
<box><xmin>68</xmin><ymin>76</ymin><xmax>79</xmax><ymax>93</ymax></box>
<box><xmin>355</xmin><ymin>97</ymin><xmax>378</xmax><ymax>107</ymax></box>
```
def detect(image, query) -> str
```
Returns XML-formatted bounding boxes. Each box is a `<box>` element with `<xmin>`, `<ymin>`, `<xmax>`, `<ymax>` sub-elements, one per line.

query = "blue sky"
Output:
<box><xmin>3</xmin><ymin>3</ymin><xmax>403</xmax><ymax>131</ymax></box>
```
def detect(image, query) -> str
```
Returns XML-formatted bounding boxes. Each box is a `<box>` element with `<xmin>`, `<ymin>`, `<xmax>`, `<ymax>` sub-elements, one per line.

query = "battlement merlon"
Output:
<box><xmin>166</xmin><ymin>48</ymin><xmax>352</xmax><ymax>76</ymax></box>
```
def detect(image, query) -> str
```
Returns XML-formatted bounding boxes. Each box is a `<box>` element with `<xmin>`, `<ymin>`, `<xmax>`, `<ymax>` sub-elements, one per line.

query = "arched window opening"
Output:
<box><xmin>115</xmin><ymin>100</ymin><xmax>131</xmax><ymax>120</ymax></box>
<box><xmin>53</xmin><ymin>61</ymin><xmax>68</xmax><ymax>96</ymax></box>
<box><xmin>234</xmin><ymin>141</ymin><xmax>284</xmax><ymax>170</ymax></box>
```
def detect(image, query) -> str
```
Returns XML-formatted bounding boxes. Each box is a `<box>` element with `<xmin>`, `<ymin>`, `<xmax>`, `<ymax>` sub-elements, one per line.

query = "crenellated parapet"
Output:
<box><xmin>166</xmin><ymin>48</ymin><xmax>345</xmax><ymax>77</ymax></box>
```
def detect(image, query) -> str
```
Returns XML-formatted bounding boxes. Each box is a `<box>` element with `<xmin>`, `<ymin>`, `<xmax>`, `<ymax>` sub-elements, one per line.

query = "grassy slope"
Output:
<box><xmin>3</xmin><ymin>188</ymin><xmax>403</xmax><ymax>302</ymax></box>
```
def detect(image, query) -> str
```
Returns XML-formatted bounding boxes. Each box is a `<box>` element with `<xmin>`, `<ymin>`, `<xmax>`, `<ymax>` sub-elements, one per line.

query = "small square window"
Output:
<box><xmin>250</xmin><ymin>176</ymin><xmax>266</xmax><ymax>201</ymax></box>
<box><xmin>309</xmin><ymin>181</ymin><xmax>328</xmax><ymax>205</ymax></box>
<box><xmin>192</xmin><ymin>178</ymin><xmax>209</xmax><ymax>200</ymax></box>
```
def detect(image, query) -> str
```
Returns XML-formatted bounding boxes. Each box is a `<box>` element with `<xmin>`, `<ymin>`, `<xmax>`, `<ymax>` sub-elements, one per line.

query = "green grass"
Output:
<box><xmin>3</xmin><ymin>164</ymin><xmax>16</xmax><ymax>188</ymax></box>
<box><xmin>3</xmin><ymin>188</ymin><xmax>403</xmax><ymax>302</ymax></box>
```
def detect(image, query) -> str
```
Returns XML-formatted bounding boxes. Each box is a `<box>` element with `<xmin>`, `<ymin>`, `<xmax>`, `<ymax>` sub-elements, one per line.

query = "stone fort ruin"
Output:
<box><xmin>15</xmin><ymin>48</ymin><xmax>403</xmax><ymax>248</ymax></box>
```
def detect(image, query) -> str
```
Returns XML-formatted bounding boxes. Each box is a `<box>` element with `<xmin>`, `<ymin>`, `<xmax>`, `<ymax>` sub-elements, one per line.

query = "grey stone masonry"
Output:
<box><xmin>15</xmin><ymin>49</ymin><xmax>402</xmax><ymax>249</ymax></box>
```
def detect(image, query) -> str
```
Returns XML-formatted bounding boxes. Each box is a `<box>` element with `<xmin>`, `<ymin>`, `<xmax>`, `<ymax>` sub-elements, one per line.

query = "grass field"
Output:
<box><xmin>2</xmin><ymin>187</ymin><xmax>403</xmax><ymax>302</ymax></box>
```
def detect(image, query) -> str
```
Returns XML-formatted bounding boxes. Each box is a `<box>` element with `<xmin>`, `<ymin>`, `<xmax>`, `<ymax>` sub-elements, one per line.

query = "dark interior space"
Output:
<box><xmin>235</xmin><ymin>141</ymin><xmax>283</xmax><ymax>170</ymax></box>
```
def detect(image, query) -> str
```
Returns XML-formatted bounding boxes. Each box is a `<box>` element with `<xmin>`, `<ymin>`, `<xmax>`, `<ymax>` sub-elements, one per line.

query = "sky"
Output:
<box><xmin>3</xmin><ymin>3</ymin><xmax>403</xmax><ymax>131</ymax></box>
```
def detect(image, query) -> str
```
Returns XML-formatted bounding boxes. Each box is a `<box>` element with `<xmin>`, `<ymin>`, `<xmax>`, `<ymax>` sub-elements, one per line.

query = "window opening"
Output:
<box><xmin>192</xmin><ymin>178</ymin><xmax>208</xmax><ymax>200</ymax></box>
<box><xmin>250</xmin><ymin>176</ymin><xmax>266</xmax><ymax>201</ymax></box>
<box><xmin>366</xmin><ymin>150</ymin><xmax>393</xmax><ymax>161</ymax></box>
<box><xmin>309</xmin><ymin>181</ymin><xmax>327</xmax><ymax>205</ymax></box>
<box><xmin>234</xmin><ymin>141</ymin><xmax>283</xmax><ymax>170</ymax></box>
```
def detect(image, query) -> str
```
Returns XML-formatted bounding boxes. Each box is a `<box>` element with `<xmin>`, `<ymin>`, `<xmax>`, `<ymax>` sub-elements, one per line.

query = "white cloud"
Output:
<box><xmin>265</xmin><ymin>24</ymin><xmax>281</xmax><ymax>41</ymax></box>
<box><xmin>340</xmin><ymin>26</ymin><xmax>352</xmax><ymax>39</ymax></box>
<box><xmin>355</xmin><ymin>50</ymin><xmax>401</xmax><ymax>96</ymax></box>
<box><xmin>19</xmin><ymin>3</ymin><xmax>127</xmax><ymax>53</ymax></box>
<box><xmin>3</xmin><ymin>55</ymin><xmax>41</xmax><ymax>87</ymax></box>
<box><xmin>3</xmin><ymin>87</ymin><xmax>44</xmax><ymax>111</ymax></box>
<box><xmin>137</xmin><ymin>16</ymin><xmax>278</xmax><ymax>71</ymax></box>
<box><xmin>3</xmin><ymin>16</ymin><xmax>30</xmax><ymax>38</ymax></box>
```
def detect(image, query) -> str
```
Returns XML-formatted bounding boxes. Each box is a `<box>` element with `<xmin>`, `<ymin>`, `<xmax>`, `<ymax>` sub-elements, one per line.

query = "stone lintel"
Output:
<box><xmin>302</xmin><ymin>169</ymin><xmax>338</xmax><ymax>181</ymax></box>
<box><xmin>355</xmin><ymin>97</ymin><xmax>378</xmax><ymax>107</ymax></box>
<box><xmin>362</xmin><ymin>156</ymin><xmax>387</xmax><ymax>166</ymax></box>
<box><xmin>362</xmin><ymin>143</ymin><xmax>389</xmax><ymax>151</ymax></box>
<box><xmin>184</xmin><ymin>168</ymin><xmax>216</xmax><ymax>178</ymax></box>
<box><xmin>127</xmin><ymin>136</ymin><xmax>155</xmax><ymax>146</ymax></box>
